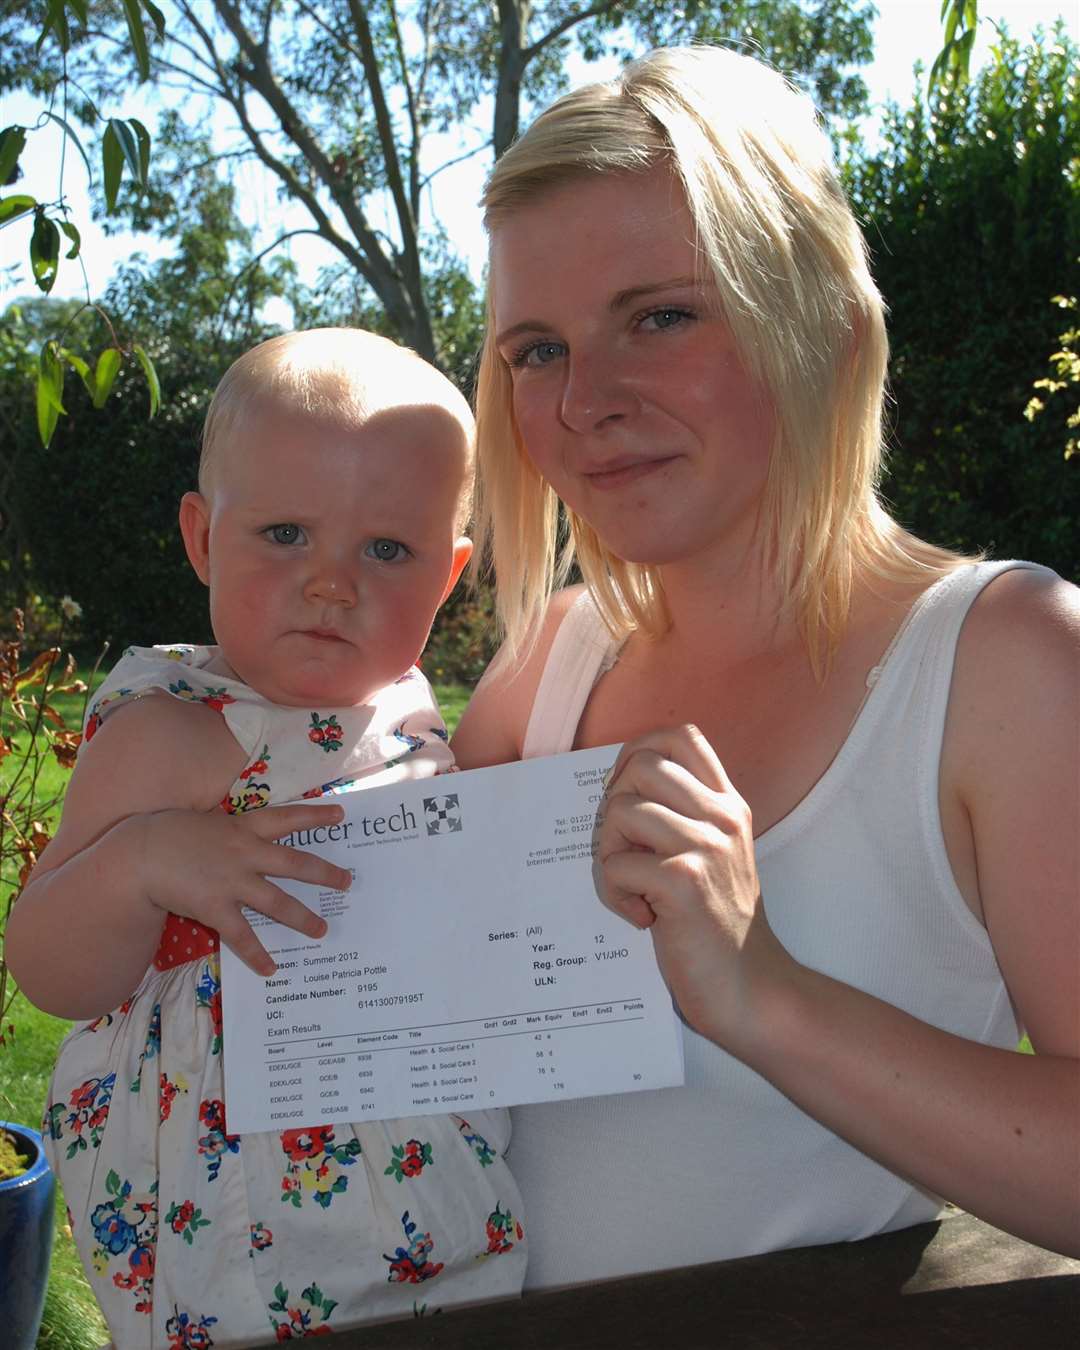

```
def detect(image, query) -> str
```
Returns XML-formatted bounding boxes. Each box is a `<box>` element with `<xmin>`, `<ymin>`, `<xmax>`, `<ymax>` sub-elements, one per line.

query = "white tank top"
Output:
<box><xmin>512</xmin><ymin>560</ymin><xmax>1038</xmax><ymax>1290</ymax></box>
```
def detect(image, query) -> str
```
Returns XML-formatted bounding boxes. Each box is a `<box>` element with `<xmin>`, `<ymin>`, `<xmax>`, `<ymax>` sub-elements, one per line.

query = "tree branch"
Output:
<box><xmin>291</xmin><ymin>0</ymin><xmax>367</xmax><ymax>67</ymax></box>
<box><xmin>196</xmin><ymin>4</ymin><xmax>396</xmax><ymax>293</ymax></box>
<box><xmin>525</xmin><ymin>0</ymin><xmax>620</xmax><ymax>61</ymax></box>
<box><xmin>420</xmin><ymin>138</ymin><xmax>491</xmax><ymax>193</ymax></box>
<box><xmin>385</xmin><ymin>1</ymin><xmax>422</xmax><ymax>221</ymax></box>
<box><xmin>341</xmin><ymin>0</ymin><xmax>424</xmax><ymax>304</ymax></box>
<box><xmin>211</xmin><ymin>226</ymin><xmax>321</xmax><ymax>342</ymax></box>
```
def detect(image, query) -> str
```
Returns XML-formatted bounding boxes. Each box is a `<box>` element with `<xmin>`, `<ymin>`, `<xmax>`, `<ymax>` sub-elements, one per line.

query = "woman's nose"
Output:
<box><xmin>559</xmin><ymin>353</ymin><xmax>635</xmax><ymax>434</ymax></box>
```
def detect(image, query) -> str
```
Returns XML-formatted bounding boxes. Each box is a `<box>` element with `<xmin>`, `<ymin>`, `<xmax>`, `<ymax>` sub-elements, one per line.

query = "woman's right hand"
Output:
<box><xmin>594</xmin><ymin>724</ymin><xmax>795</xmax><ymax>1056</ymax></box>
<box><xmin>135</xmin><ymin>803</ymin><xmax>354</xmax><ymax>976</ymax></box>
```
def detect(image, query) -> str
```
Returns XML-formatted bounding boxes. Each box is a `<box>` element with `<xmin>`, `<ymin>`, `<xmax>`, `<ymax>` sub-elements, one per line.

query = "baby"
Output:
<box><xmin>7</xmin><ymin>329</ymin><xmax>526</xmax><ymax>1347</ymax></box>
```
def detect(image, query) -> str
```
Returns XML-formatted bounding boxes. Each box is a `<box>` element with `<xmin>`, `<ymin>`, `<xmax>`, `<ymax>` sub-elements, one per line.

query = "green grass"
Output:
<box><xmin>1</xmin><ymin>671</ymin><xmax>471</xmax><ymax>1349</ymax></box>
<box><xmin>433</xmin><ymin>681</ymin><xmax>472</xmax><ymax>734</ymax></box>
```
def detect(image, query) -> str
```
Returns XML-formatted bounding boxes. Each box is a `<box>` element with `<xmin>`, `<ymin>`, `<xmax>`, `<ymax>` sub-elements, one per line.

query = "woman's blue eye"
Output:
<box><xmin>510</xmin><ymin>340</ymin><xmax>565</xmax><ymax>369</ymax></box>
<box><xmin>266</xmin><ymin>523</ymin><xmax>304</xmax><ymax>545</ymax></box>
<box><xmin>642</xmin><ymin>307</ymin><xmax>693</xmax><ymax>331</ymax></box>
<box><xmin>367</xmin><ymin>538</ymin><xmax>408</xmax><ymax>562</ymax></box>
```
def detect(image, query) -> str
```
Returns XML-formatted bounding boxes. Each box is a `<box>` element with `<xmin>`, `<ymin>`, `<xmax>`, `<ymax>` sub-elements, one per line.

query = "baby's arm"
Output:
<box><xmin>5</xmin><ymin>694</ymin><xmax>352</xmax><ymax>1020</ymax></box>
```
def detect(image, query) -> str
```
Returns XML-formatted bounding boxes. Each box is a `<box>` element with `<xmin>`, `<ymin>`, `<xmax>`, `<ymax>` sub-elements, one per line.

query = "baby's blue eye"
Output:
<box><xmin>367</xmin><ymin>538</ymin><xmax>408</xmax><ymax>562</ymax></box>
<box><xmin>266</xmin><ymin>523</ymin><xmax>304</xmax><ymax>545</ymax></box>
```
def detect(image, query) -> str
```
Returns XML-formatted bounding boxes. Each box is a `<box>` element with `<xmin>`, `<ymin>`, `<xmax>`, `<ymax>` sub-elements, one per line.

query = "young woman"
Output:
<box><xmin>453</xmin><ymin>45</ymin><xmax>1080</xmax><ymax>1288</ymax></box>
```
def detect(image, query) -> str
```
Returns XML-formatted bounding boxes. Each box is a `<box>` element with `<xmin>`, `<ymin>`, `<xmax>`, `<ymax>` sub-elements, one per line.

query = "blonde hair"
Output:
<box><xmin>474</xmin><ymin>45</ymin><xmax>967</xmax><ymax>668</ymax></box>
<box><xmin>201</xmin><ymin>328</ymin><xmax>475</xmax><ymax>527</ymax></box>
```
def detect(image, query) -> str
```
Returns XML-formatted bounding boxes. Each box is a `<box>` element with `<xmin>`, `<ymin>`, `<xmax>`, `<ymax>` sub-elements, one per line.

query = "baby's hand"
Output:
<box><xmin>137</xmin><ymin>803</ymin><xmax>353</xmax><ymax>976</ymax></box>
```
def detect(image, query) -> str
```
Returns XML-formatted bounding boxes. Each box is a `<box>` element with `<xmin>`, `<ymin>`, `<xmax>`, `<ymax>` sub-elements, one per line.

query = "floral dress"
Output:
<box><xmin>42</xmin><ymin>645</ymin><xmax>526</xmax><ymax>1349</ymax></box>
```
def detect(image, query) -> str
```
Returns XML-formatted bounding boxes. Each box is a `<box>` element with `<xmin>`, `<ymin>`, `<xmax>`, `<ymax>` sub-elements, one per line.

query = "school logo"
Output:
<box><xmin>423</xmin><ymin>794</ymin><xmax>462</xmax><ymax>836</ymax></box>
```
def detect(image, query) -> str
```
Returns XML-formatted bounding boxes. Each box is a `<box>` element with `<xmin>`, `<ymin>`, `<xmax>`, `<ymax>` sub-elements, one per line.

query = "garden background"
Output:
<box><xmin>1</xmin><ymin>1</ymin><xmax>1077</xmax><ymax>1345</ymax></box>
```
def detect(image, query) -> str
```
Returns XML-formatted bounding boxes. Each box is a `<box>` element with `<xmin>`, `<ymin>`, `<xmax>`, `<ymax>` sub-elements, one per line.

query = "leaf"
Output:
<box><xmin>37</xmin><ymin>0</ymin><xmax>71</xmax><ymax>54</ymax></box>
<box><xmin>92</xmin><ymin>347</ymin><xmax>122</xmax><ymax>409</ymax></box>
<box><xmin>14</xmin><ymin>645</ymin><xmax>61</xmax><ymax>690</ymax></box>
<box><xmin>36</xmin><ymin>342</ymin><xmax>64</xmax><ymax>447</ymax></box>
<box><xmin>111</xmin><ymin>120</ymin><xmax>142</xmax><ymax>184</ymax></box>
<box><xmin>141</xmin><ymin>0</ymin><xmax>166</xmax><ymax>39</ymax></box>
<box><xmin>37</xmin><ymin>344</ymin><xmax>65</xmax><ymax>412</ymax></box>
<box><xmin>52</xmin><ymin>680</ymin><xmax>88</xmax><ymax>697</ymax></box>
<box><xmin>66</xmin><ymin>0</ymin><xmax>90</xmax><ymax>22</ymax></box>
<box><xmin>30</xmin><ymin>211</ymin><xmax>61</xmax><ymax>292</ymax></box>
<box><xmin>59</xmin><ymin>219</ymin><xmax>81</xmax><ymax>259</ymax></box>
<box><xmin>121</xmin><ymin>0</ymin><xmax>151</xmax><ymax>81</ymax></box>
<box><xmin>53</xmin><ymin>743</ymin><xmax>79</xmax><ymax>769</ymax></box>
<box><xmin>0</xmin><ymin>126</ymin><xmax>26</xmax><ymax>185</ymax></box>
<box><xmin>60</xmin><ymin>345</ymin><xmax>96</xmax><ymax>400</ymax></box>
<box><xmin>0</xmin><ymin>194</ymin><xmax>36</xmax><ymax>223</ymax></box>
<box><xmin>132</xmin><ymin>344</ymin><xmax>161</xmax><ymax>416</ymax></box>
<box><xmin>943</xmin><ymin>1</ymin><xmax>960</xmax><ymax>47</ymax></box>
<box><xmin>42</xmin><ymin>112</ymin><xmax>92</xmax><ymax>180</ymax></box>
<box><xmin>129</xmin><ymin>118</ymin><xmax>151</xmax><ymax>184</ymax></box>
<box><xmin>39</xmin><ymin>702</ymin><xmax>67</xmax><ymax>728</ymax></box>
<box><xmin>953</xmin><ymin>27</ymin><xmax>976</xmax><ymax>81</ymax></box>
<box><xmin>102</xmin><ymin>122</ymin><xmax>124</xmax><ymax>213</ymax></box>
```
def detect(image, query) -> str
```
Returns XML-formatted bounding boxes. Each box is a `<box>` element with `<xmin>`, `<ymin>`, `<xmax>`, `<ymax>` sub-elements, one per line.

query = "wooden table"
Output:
<box><xmin>251</xmin><ymin>1210</ymin><xmax>1080</xmax><ymax>1348</ymax></box>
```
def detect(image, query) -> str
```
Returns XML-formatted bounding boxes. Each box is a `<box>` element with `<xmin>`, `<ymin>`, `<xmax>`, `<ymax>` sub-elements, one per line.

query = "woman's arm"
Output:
<box><xmin>6</xmin><ymin>696</ymin><xmax>352</xmax><ymax>1019</ymax></box>
<box><xmin>597</xmin><ymin>570</ymin><xmax>1080</xmax><ymax>1256</ymax></box>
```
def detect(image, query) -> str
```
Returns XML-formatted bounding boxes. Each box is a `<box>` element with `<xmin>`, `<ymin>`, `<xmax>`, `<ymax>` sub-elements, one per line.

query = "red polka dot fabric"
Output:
<box><xmin>153</xmin><ymin>913</ymin><xmax>220</xmax><ymax>970</ymax></box>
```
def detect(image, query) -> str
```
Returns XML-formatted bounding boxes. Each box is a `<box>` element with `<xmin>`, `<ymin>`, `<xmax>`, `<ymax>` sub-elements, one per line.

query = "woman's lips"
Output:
<box><xmin>584</xmin><ymin>455</ymin><xmax>679</xmax><ymax>490</ymax></box>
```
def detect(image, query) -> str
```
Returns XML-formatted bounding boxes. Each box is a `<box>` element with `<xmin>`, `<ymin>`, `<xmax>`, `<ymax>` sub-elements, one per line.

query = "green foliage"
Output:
<box><xmin>101</xmin><ymin>115</ymin><xmax>151</xmax><ymax>211</ymax></box>
<box><xmin>9</xmin><ymin>361</ymin><xmax>210</xmax><ymax>653</ymax></box>
<box><xmin>845</xmin><ymin>27</ymin><xmax>1080</xmax><ymax>578</ymax></box>
<box><xmin>1024</xmin><ymin>290</ymin><xmax>1080</xmax><ymax>462</ymax></box>
<box><xmin>1</xmin><ymin>1</ymin><xmax>164</xmax><ymax>443</ymax></box>
<box><xmin>931</xmin><ymin>0</ymin><xmax>979</xmax><ymax>94</ymax></box>
<box><xmin>424</xmin><ymin>589</ymin><xmax>498</xmax><ymax>688</ymax></box>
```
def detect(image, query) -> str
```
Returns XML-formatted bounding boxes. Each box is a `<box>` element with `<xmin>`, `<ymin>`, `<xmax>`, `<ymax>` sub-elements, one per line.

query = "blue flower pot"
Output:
<box><xmin>0</xmin><ymin>1121</ymin><xmax>55</xmax><ymax>1350</ymax></box>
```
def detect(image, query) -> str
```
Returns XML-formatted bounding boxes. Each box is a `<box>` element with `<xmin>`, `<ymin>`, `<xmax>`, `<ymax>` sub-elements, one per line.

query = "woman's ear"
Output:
<box><xmin>179</xmin><ymin>492</ymin><xmax>212</xmax><ymax>586</ymax></box>
<box><xmin>439</xmin><ymin>537</ymin><xmax>474</xmax><ymax>606</ymax></box>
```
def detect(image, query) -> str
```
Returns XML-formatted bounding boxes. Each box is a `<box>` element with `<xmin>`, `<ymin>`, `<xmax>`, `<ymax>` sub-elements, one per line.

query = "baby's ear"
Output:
<box><xmin>439</xmin><ymin>537</ymin><xmax>474</xmax><ymax>606</ymax></box>
<box><xmin>179</xmin><ymin>492</ymin><xmax>212</xmax><ymax>586</ymax></box>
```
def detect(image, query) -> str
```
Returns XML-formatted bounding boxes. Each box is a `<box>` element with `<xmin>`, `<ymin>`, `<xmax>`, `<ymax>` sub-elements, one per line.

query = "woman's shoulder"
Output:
<box><xmin>452</xmin><ymin>586</ymin><xmax>587</xmax><ymax>768</ymax></box>
<box><xmin>944</xmin><ymin>561</ymin><xmax>1078</xmax><ymax>834</ymax></box>
<box><xmin>956</xmin><ymin>563</ymin><xmax>1078</xmax><ymax>676</ymax></box>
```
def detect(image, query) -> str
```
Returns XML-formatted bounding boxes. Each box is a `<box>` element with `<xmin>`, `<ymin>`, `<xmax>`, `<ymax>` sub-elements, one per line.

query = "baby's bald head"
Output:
<box><xmin>199</xmin><ymin>328</ymin><xmax>475</xmax><ymax>528</ymax></box>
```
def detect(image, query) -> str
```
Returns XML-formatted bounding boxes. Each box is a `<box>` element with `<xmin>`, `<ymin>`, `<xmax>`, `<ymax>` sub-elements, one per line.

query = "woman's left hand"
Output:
<box><xmin>594</xmin><ymin>724</ymin><xmax>795</xmax><ymax>1055</ymax></box>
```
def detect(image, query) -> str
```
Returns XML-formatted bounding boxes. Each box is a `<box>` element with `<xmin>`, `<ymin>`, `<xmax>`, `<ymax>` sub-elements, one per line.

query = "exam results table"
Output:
<box><xmin>250</xmin><ymin>1210</ymin><xmax>1080</xmax><ymax>1349</ymax></box>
